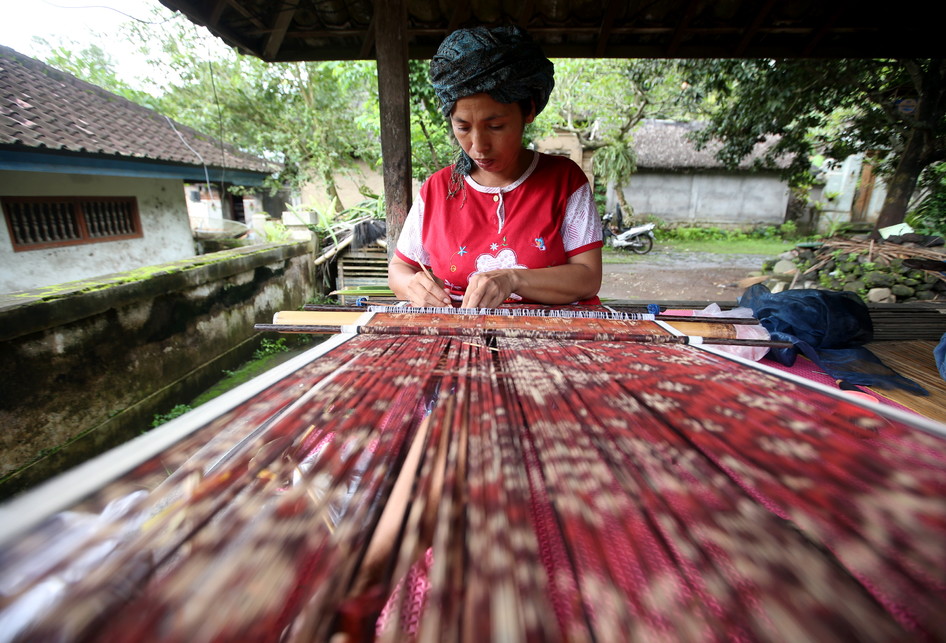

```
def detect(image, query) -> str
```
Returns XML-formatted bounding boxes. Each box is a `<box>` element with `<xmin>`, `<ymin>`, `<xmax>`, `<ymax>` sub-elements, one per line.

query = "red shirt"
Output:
<box><xmin>395</xmin><ymin>152</ymin><xmax>602</xmax><ymax>304</ymax></box>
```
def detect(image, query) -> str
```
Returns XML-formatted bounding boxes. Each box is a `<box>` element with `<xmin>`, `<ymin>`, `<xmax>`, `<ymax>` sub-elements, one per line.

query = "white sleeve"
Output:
<box><xmin>394</xmin><ymin>194</ymin><xmax>431</xmax><ymax>266</ymax></box>
<box><xmin>561</xmin><ymin>182</ymin><xmax>603</xmax><ymax>253</ymax></box>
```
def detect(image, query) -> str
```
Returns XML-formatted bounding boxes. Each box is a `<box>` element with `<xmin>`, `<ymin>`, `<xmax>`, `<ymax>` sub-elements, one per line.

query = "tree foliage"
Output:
<box><xmin>546</xmin><ymin>59</ymin><xmax>700</xmax><ymax>150</ymax></box>
<box><xmin>123</xmin><ymin>16</ymin><xmax>381</xmax><ymax>203</ymax></box>
<box><xmin>592</xmin><ymin>142</ymin><xmax>637</xmax><ymax>221</ymax></box>
<box><xmin>680</xmin><ymin>58</ymin><xmax>946</xmax><ymax>229</ymax></box>
<box><xmin>542</xmin><ymin>59</ymin><xmax>704</xmax><ymax>225</ymax></box>
<box><xmin>31</xmin><ymin>37</ymin><xmax>159</xmax><ymax>109</ymax></box>
<box><xmin>407</xmin><ymin>60</ymin><xmax>453</xmax><ymax>182</ymax></box>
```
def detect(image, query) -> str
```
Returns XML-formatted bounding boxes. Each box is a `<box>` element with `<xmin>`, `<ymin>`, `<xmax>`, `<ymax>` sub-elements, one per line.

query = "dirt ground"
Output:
<box><xmin>599</xmin><ymin>249</ymin><xmax>771</xmax><ymax>303</ymax></box>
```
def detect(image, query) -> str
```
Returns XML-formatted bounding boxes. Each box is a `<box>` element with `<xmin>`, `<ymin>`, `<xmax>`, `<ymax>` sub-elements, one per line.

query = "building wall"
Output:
<box><xmin>297</xmin><ymin>137</ymin><xmax>583</xmax><ymax>217</ymax></box>
<box><xmin>534</xmin><ymin>131</ymin><xmax>596</xmax><ymax>186</ymax></box>
<box><xmin>299</xmin><ymin>160</ymin><xmax>421</xmax><ymax>213</ymax></box>
<box><xmin>621</xmin><ymin>170</ymin><xmax>790</xmax><ymax>226</ymax></box>
<box><xmin>0</xmin><ymin>242</ymin><xmax>314</xmax><ymax>499</ymax></box>
<box><xmin>0</xmin><ymin>171</ymin><xmax>196</xmax><ymax>292</ymax></box>
<box><xmin>817</xmin><ymin>154</ymin><xmax>889</xmax><ymax>233</ymax></box>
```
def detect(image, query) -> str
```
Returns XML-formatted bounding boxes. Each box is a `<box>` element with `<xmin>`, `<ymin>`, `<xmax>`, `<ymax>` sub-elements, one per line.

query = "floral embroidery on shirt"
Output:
<box><xmin>471</xmin><ymin>248</ymin><xmax>526</xmax><ymax>301</ymax></box>
<box><xmin>450</xmin><ymin>245</ymin><xmax>469</xmax><ymax>273</ymax></box>
<box><xmin>473</xmin><ymin>248</ymin><xmax>526</xmax><ymax>273</ymax></box>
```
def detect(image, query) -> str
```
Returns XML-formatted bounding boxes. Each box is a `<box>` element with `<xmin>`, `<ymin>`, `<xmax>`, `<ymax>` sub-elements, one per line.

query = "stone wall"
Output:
<box><xmin>0</xmin><ymin>242</ymin><xmax>314</xmax><ymax>499</ymax></box>
<box><xmin>756</xmin><ymin>240</ymin><xmax>946</xmax><ymax>304</ymax></box>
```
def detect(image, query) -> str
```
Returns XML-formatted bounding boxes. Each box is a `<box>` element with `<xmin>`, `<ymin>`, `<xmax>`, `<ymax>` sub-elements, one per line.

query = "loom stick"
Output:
<box><xmin>302</xmin><ymin>303</ymin><xmax>761</xmax><ymax>325</ymax></box>
<box><xmin>269</xmin><ymin>309</ymin><xmax>758</xmax><ymax>330</ymax></box>
<box><xmin>255</xmin><ymin>322</ymin><xmax>792</xmax><ymax>349</ymax></box>
<box><xmin>373</xmin><ymin>305</ymin><xmax>761</xmax><ymax>325</ymax></box>
<box><xmin>258</xmin><ymin>310</ymin><xmax>789</xmax><ymax>347</ymax></box>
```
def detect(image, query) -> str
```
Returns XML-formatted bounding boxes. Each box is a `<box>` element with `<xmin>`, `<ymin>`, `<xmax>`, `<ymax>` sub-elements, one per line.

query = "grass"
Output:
<box><xmin>151</xmin><ymin>336</ymin><xmax>317</xmax><ymax>429</ymax></box>
<box><xmin>602</xmin><ymin>237</ymin><xmax>795</xmax><ymax>262</ymax></box>
<box><xmin>661</xmin><ymin>237</ymin><xmax>796</xmax><ymax>254</ymax></box>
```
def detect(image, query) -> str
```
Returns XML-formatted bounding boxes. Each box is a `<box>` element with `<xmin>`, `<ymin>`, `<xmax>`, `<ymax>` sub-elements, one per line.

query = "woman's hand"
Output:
<box><xmin>460</xmin><ymin>249</ymin><xmax>602</xmax><ymax>308</ymax></box>
<box><xmin>389</xmin><ymin>255</ymin><xmax>452</xmax><ymax>307</ymax></box>
<box><xmin>460</xmin><ymin>269</ymin><xmax>519</xmax><ymax>309</ymax></box>
<box><xmin>405</xmin><ymin>271</ymin><xmax>452</xmax><ymax>307</ymax></box>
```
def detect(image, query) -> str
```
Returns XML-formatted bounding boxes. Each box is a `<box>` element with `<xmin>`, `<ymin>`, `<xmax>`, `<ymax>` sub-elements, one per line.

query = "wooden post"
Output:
<box><xmin>851</xmin><ymin>152</ymin><xmax>877</xmax><ymax>223</ymax></box>
<box><xmin>374</xmin><ymin>0</ymin><xmax>413</xmax><ymax>259</ymax></box>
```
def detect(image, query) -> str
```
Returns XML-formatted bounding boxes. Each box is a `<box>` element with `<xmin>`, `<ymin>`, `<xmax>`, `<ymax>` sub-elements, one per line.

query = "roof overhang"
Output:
<box><xmin>0</xmin><ymin>148</ymin><xmax>273</xmax><ymax>187</ymax></box>
<box><xmin>158</xmin><ymin>0</ymin><xmax>942</xmax><ymax>62</ymax></box>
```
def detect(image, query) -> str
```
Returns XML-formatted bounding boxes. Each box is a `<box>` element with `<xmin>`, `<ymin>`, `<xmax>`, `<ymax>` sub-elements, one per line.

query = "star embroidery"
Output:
<box><xmin>457</xmin><ymin>246</ymin><xmax>468</xmax><ymax>256</ymax></box>
<box><xmin>490</xmin><ymin>243</ymin><xmax>499</xmax><ymax>251</ymax></box>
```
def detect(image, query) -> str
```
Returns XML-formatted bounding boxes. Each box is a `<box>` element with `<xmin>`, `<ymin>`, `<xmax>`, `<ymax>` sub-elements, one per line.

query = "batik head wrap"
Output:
<box><xmin>430</xmin><ymin>25</ymin><xmax>555</xmax><ymax>118</ymax></box>
<box><xmin>430</xmin><ymin>26</ymin><xmax>554</xmax><ymax>179</ymax></box>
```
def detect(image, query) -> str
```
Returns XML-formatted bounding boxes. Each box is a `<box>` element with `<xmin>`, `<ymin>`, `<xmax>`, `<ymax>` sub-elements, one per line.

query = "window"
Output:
<box><xmin>2</xmin><ymin>197</ymin><xmax>142</xmax><ymax>251</ymax></box>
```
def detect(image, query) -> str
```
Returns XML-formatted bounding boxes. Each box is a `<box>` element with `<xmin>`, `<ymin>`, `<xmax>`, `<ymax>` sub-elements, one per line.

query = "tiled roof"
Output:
<box><xmin>0</xmin><ymin>45</ymin><xmax>277</xmax><ymax>175</ymax></box>
<box><xmin>634</xmin><ymin>120</ymin><xmax>790</xmax><ymax>171</ymax></box>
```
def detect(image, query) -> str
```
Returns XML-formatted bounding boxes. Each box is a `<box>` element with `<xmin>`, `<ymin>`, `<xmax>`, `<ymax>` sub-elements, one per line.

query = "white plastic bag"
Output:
<box><xmin>671</xmin><ymin>303</ymin><xmax>771</xmax><ymax>362</ymax></box>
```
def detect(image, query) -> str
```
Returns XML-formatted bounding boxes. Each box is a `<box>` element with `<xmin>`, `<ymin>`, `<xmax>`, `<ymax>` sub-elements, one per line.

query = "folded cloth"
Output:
<box><xmin>739</xmin><ymin>284</ymin><xmax>928</xmax><ymax>394</ymax></box>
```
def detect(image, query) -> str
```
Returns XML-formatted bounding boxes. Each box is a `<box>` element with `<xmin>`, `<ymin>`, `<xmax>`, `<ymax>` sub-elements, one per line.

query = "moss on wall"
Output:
<box><xmin>0</xmin><ymin>242</ymin><xmax>314</xmax><ymax>500</ymax></box>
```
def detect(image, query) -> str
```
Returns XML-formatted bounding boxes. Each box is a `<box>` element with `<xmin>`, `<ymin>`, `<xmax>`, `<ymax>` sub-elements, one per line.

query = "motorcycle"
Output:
<box><xmin>601</xmin><ymin>212</ymin><xmax>655</xmax><ymax>254</ymax></box>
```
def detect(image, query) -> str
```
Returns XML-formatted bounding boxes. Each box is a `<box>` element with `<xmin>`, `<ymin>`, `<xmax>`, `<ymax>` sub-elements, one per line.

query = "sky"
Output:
<box><xmin>0</xmin><ymin>0</ymin><xmax>165</xmax><ymax>51</ymax></box>
<box><xmin>0</xmin><ymin>0</ymin><xmax>214</xmax><ymax>88</ymax></box>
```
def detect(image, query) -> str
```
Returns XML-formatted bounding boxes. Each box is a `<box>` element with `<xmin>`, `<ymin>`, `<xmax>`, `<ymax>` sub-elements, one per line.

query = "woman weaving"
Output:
<box><xmin>388</xmin><ymin>26</ymin><xmax>603</xmax><ymax>309</ymax></box>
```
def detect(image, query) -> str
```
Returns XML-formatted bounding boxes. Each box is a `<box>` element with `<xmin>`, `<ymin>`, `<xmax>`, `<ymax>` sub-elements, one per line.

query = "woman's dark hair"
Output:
<box><xmin>516</xmin><ymin>98</ymin><xmax>535</xmax><ymax>119</ymax></box>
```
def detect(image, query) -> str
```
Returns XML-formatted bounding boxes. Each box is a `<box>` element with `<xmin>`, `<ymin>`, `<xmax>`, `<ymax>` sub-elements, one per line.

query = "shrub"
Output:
<box><xmin>907</xmin><ymin>164</ymin><xmax>946</xmax><ymax>236</ymax></box>
<box><xmin>151</xmin><ymin>404</ymin><xmax>193</xmax><ymax>428</ymax></box>
<box><xmin>656</xmin><ymin>224</ymin><xmax>797</xmax><ymax>243</ymax></box>
<box><xmin>253</xmin><ymin>337</ymin><xmax>290</xmax><ymax>360</ymax></box>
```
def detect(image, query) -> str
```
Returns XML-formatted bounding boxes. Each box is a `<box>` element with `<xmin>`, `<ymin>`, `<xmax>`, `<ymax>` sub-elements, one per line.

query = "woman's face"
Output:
<box><xmin>450</xmin><ymin>93</ymin><xmax>535</xmax><ymax>186</ymax></box>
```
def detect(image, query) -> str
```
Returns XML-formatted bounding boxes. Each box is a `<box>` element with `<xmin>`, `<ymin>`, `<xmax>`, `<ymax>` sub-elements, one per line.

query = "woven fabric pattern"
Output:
<box><xmin>1</xmin><ymin>334</ymin><xmax>945</xmax><ymax>641</ymax></box>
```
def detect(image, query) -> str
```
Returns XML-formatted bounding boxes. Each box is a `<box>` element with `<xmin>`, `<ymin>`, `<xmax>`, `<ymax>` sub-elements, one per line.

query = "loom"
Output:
<box><xmin>1</xmin><ymin>305</ymin><xmax>945</xmax><ymax>641</ymax></box>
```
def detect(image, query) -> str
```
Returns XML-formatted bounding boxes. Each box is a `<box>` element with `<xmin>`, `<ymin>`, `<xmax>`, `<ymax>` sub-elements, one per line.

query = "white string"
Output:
<box><xmin>367</xmin><ymin>305</ymin><xmax>653</xmax><ymax>320</ymax></box>
<box><xmin>165</xmin><ymin>115</ymin><xmax>213</xmax><ymax>199</ymax></box>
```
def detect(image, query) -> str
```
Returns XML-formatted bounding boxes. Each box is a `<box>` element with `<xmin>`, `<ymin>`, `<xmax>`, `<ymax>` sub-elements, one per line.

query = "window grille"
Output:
<box><xmin>2</xmin><ymin>197</ymin><xmax>142</xmax><ymax>251</ymax></box>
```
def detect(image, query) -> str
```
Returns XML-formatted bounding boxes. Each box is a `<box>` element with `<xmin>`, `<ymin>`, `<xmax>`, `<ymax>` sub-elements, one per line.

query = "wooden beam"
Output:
<box><xmin>595</xmin><ymin>0</ymin><xmax>624</xmax><ymax>57</ymax></box>
<box><xmin>802</xmin><ymin>2</ymin><xmax>848</xmax><ymax>57</ymax></box>
<box><xmin>161</xmin><ymin>0</ymin><xmax>267</xmax><ymax>58</ymax></box>
<box><xmin>516</xmin><ymin>0</ymin><xmax>536</xmax><ymax>29</ymax></box>
<box><xmin>221</xmin><ymin>0</ymin><xmax>267</xmax><ymax>30</ymax></box>
<box><xmin>666</xmin><ymin>0</ymin><xmax>702</xmax><ymax>57</ymax></box>
<box><xmin>359</xmin><ymin>19</ymin><xmax>377</xmax><ymax>59</ymax></box>
<box><xmin>735</xmin><ymin>0</ymin><xmax>776</xmax><ymax>57</ymax></box>
<box><xmin>263</xmin><ymin>1</ymin><xmax>298</xmax><ymax>60</ymax></box>
<box><xmin>209</xmin><ymin>0</ymin><xmax>228</xmax><ymax>24</ymax></box>
<box><xmin>446</xmin><ymin>0</ymin><xmax>472</xmax><ymax>34</ymax></box>
<box><xmin>375</xmin><ymin>0</ymin><xmax>413</xmax><ymax>258</ymax></box>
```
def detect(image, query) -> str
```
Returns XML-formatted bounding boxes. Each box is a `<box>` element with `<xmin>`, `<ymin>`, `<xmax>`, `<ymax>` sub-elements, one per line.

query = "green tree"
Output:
<box><xmin>128</xmin><ymin>16</ymin><xmax>382</xmax><ymax>203</ymax></box>
<box><xmin>35</xmin><ymin>12</ymin><xmax>383</xmax><ymax>207</ymax></box>
<box><xmin>407</xmin><ymin>60</ymin><xmax>453</xmax><ymax>182</ymax></box>
<box><xmin>545</xmin><ymin>59</ymin><xmax>702</xmax><ymax>226</ymax></box>
<box><xmin>32</xmin><ymin>37</ymin><xmax>158</xmax><ymax>109</ymax></box>
<box><xmin>682</xmin><ymin>58</ymin><xmax>946</xmax><ymax>232</ymax></box>
<box><xmin>549</xmin><ymin>59</ymin><xmax>698</xmax><ymax>149</ymax></box>
<box><xmin>592</xmin><ymin>142</ymin><xmax>637</xmax><ymax>224</ymax></box>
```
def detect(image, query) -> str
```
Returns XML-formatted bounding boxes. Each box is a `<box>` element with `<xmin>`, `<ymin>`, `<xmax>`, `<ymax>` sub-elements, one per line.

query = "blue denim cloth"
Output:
<box><xmin>739</xmin><ymin>284</ymin><xmax>927</xmax><ymax>394</ymax></box>
<box><xmin>936</xmin><ymin>332</ymin><xmax>946</xmax><ymax>382</ymax></box>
